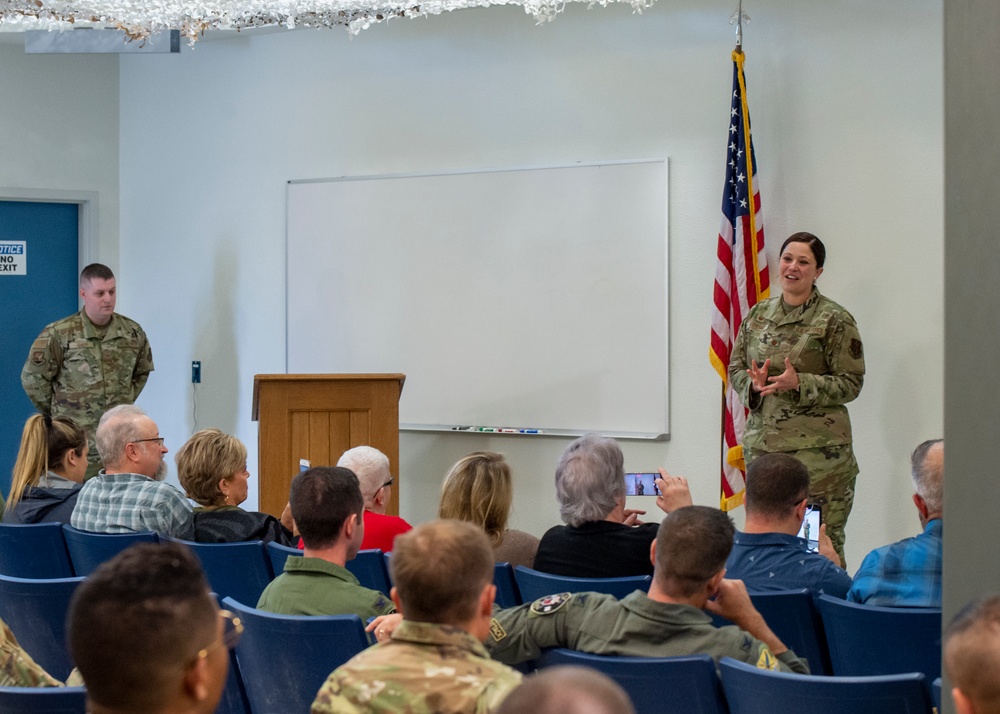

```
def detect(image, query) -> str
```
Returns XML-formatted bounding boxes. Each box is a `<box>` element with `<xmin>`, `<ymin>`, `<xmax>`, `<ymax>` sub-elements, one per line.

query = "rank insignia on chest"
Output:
<box><xmin>530</xmin><ymin>592</ymin><xmax>572</xmax><ymax>615</ymax></box>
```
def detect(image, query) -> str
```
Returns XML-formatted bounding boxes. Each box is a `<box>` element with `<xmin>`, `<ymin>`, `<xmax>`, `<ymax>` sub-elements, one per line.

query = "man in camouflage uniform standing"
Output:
<box><xmin>21</xmin><ymin>263</ymin><xmax>153</xmax><ymax>478</ymax></box>
<box><xmin>311</xmin><ymin>520</ymin><xmax>522</xmax><ymax>714</ymax></box>
<box><xmin>729</xmin><ymin>234</ymin><xmax>864</xmax><ymax>565</ymax></box>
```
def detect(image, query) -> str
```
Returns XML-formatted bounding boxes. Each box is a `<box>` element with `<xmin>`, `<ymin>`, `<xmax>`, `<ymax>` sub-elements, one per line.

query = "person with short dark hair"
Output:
<box><xmin>67</xmin><ymin>542</ymin><xmax>234</xmax><ymax>714</ymax></box>
<box><xmin>22</xmin><ymin>263</ymin><xmax>154</xmax><ymax>479</ymax></box>
<box><xmin>496</xmin><ymin>665</ymin><xmax>634</xmax><ymax>714</ymax></box>
<box><xmin>945</xmin><ymin>594</ymin><xmax>1000</xmax><ymax>714</ymax></box>
<box><xmin>488</xmin><ymin>506</ymin><xmax>809</xmax><ymax>673</ymax></box>
<box><xmin>70</xmin><ymin>405</ymin><xmax>194</xmax><ymax>538</ymax></box>
<box><xmin>725</xmin><ymin>453</ymin><xmax>852</xmax><ymax>597</ymax></box>
<box><xmin>312</xmin><ymin>520</ymin><xmax>522</xmax><ymax>714</ymax></box>
<box><xmin>257</xmin><ymin>466</ymin><xmax>394</xmax><ymax>619</ymax></box>
<box><xmin>533</xmin><ymin>434</ymin><xmax>692</xmax><ymax>578</ymax></box>
<box><xmin>847</xmin><ymin>439</ymin><xmax>943</xmax><ymax>607</ymax></box>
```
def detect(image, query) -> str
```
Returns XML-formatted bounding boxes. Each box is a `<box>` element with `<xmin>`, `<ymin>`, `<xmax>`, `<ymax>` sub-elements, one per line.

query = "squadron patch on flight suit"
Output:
<box><xmin>756</xmin><ymin>646</ymin><xmax>779</xmax><ymax>671</ymax></box>
<box><xmin>530</xmin><ymin>593</ymin><xmax>572</xmax><ymax>615</ymax></box>
<box><xmin>489</xmin><ymin>618</ymin><xmax>507</xmax><ymax>642</ymax></box>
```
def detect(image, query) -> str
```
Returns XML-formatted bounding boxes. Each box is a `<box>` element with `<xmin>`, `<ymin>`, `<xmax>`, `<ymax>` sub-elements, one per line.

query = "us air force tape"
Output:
<box><xmin>530</xmin><ymin>593</ymin><xmax>572</xmax><ymax>615</ymax></box>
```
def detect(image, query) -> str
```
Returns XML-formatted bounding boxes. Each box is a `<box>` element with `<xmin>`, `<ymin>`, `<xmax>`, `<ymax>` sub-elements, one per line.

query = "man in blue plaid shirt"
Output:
<box><xmin>847</xmin><ymin>440</ymin><xmax>943</xmax><ymax>608</ymax></box>
<box><xmin>71</xmin><ymin>405</ymin><xmax>194</xmax><ymax>538</ymax></box>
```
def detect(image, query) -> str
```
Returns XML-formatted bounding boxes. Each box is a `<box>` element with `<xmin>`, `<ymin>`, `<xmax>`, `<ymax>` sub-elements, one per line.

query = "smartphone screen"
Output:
<box><xmin>797</xmin><ymin>503</ymin><xmax>822</xmax><ymax>552</ymax></box>
<box><xmin>625</xmin><ymin>472</ymin><xmax>660</xmax><ymax>497</ymax></box>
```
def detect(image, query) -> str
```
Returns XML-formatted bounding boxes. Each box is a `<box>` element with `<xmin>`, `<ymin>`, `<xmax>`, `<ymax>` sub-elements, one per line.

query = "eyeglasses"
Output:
<box><xmin>132</xmin><ymin>437</ymin><xmax>165</xmax><ymax>446</ymax></box>
<box><xmin>380</xmin><ymin>477</ymin><xmax>394</xmax><ymax>490</ymax></box>
<box><xmin>196</xmin><ymin>609</ymin><xmax>243</xmax><ymax>662</ymax></box>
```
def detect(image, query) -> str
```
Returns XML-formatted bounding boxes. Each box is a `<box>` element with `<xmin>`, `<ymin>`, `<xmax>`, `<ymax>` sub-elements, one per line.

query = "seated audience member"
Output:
<box><xmin>848</xmin><ymin>439</ymin><xmax>943</xmax><ymax>607</ymax></box>
<box><xmin>176</xmin><ymin>429</ymin><xmax>294</xmax><ymax>545</ymax></box>
<box><xmin>312</xmin><ymin>519</ymin><xmax>522</xmax><ymax>714</ymax></box>
<box><xmin>487</xmin><ymin>506</ymin><xmax>809</xmax><ymax>673</ymax></box>
<box><xmin>3</xmin><ymin>414</ymin><xmax>87</xmax><ymax>524</ymax></box>
<box><xmin>67</xmin><ymin>542</ymin><xmax>235</xmax><ymax>714</ymax></box>
<box><xmin>0</xmin><ymin>616</ymin><xmax>62</xmax><ymax>687</ymax></box>
<box><xmin>336</xmin><ymin>446</ymin><xmax>412</xmax><ymax>552</ymax></box>
<box><xmin>725</xmin><ymin>453</ymin><xmax>852</xmax><ymax>597</ymax></box>
<box><xmin>496</xmin><ymin>666</ymin><xmax>635</xmax><ymax>714</ymax></box>
<box><xmin>945</xmin><ymin>594</ymin><xmax>1000</xmax><ymax>714</ymax></box>
<box><xmin>533</xmin><ymin>433</ymin><xmax>692</xmax><ymax>577</ymax></box>
<box><xmin>70</xmin><ymin>405</ymin><xmax>194</xmax><ymax>538</ymax></box>
<box><xmin>257</xmin><ymin>466</ymin><xmax>395</xmax><ymax>618</ymax></box>
<box><xmin>438</xmin><ymin>451</ymin><xmax>539</xmax><ymax>568</ymax></box>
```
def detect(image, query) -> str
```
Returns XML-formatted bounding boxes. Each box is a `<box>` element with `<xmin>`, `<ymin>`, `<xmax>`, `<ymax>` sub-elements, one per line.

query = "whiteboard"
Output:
<box><xmin>286</xmin><ymin>160</ymin><xmax>669</xmax><ymax>438</ymax></box>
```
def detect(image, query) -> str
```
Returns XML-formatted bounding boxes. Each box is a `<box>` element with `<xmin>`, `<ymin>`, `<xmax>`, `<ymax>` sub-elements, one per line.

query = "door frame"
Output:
<box><xmin>0</xmin><ymin>187</ymin><xmax>99</xmax><ymax>273</ymax></box>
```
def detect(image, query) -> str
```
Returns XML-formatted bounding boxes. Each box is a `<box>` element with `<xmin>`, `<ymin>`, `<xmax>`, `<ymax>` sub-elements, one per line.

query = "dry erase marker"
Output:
<box><xmin>519</xmin><ymin>429</ymin><xmax>542</xmax><ymax>434</ymax></box>
<box><xmin>498</xmin><ymin>428</ymin><xmax>519</xmax><ymax>433</ymax></box>
<box><xmin>452</xmin><ymin>426</ymin><xmax>474</xmax><ymax>431</ymax></box>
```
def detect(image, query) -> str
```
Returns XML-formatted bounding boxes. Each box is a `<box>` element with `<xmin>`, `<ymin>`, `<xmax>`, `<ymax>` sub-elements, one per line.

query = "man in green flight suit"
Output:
<box><xmin>21</xmin><ymin>263</ymin><xmax>154</xmax><ymax>479</ymax></box>
<box><xmin>487</xmin><ymin>506</ymin><xmax>810</xmax><ymax>673</ymax></box>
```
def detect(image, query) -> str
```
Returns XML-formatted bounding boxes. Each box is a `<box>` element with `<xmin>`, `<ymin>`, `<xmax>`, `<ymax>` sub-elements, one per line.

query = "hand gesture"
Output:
<box><xmin>747</xmin><ymin>359</ymin><xmax>771</xmax><ymax>393</ymax></box>
<box><xmin>654</xmin><ymin>469</ymin><xmax>693</xmax><ymax>514</ymax></box>
<box><xmin>623</xmin><ymin>508</ymin><xmax>647</xmax><ymax>526</ymax></box>
<box><xmin>760</xmin><ymin>358</ymin><xmax>800</xmax><ymax>395</ymax></box>
<box><xmin>365</xmin><ymin>613</ymin><xmax>403</xmax><ymax>642</ymax></box>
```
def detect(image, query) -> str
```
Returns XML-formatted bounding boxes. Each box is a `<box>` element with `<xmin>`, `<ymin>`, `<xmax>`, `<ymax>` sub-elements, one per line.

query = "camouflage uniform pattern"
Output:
<box><xmin>488</xmin><ymin>591</ymin><xmax>809</xmax><ymax>674</ymax></box>
<box><xmin>0</xmin><ymin>618</ymin><xmax>62</xmax><ymax>688</ymax></box>
<box><xmin>729</xmin><ymin>288</ymin><xmax>864</xmax><ymax>564</ymax></box>
<box><xmin>312</xmin><ymin>620</ymin><xmax>522</xmax><ymax>714</ymax></box>
<box><xmin>21</xmin><ymin>308</ymin><xmax>154</xmax><ymax>478</ymax></box>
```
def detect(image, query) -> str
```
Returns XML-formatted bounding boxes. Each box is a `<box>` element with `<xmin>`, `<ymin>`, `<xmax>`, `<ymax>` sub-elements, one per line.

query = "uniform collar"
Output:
<box><xmin>389</xmin><ymin>620</ymin><xmax>491</xmax><ymax>658</ymax></box>
<box><xmin>282</xmin><ymin>555</ymin><xmax>360</xmax><ymax>584</ymax></box>
<box><xmin>619</xmin><ymin>590</ymin><xmax>712</xmax><ymax>625</ymax></box>
<box><xmin>759</xmin><ymin>287</ymin><xmax>822</xmax><ymax>326</ymax></box>
<box><xmin>78</xmin><ymin>308</ymin><xmax>121</xmax><ymax>339</ymax></box>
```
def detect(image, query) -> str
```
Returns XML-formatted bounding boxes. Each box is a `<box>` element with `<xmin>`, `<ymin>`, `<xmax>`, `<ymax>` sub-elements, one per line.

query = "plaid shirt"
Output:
<box><xmin>70</xmin><ymin>472</ymin><xmax>194</xmax><ymax>539</ymax></box>
<box><xmin>847</xmin><ymin>519</ymin><xmax>942</xmax><ymax>608</ymax></box>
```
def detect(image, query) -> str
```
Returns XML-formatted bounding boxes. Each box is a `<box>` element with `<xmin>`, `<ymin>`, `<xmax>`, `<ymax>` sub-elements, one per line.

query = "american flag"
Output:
<box><xmin>709</xmin><ymin>48</ymin><xmax>770</xmax><ymax>512</ymax></box>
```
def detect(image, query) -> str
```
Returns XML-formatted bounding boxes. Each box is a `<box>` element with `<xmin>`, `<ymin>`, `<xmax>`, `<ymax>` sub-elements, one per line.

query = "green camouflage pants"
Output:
<box><xmin>744</xmin><ymin>444</ymin><xmax>858</xmax><ymax>569</ymax></box>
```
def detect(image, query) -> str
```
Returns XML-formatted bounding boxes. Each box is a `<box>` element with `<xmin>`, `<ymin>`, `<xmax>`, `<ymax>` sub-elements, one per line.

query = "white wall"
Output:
<box><xmin>115</xmin><ymin>0</ymin><xmax>943</xmax><ymax>569</ymax></box>
<box><xmin>0</xmin><ymin>44</ymin><xmax>119</xmax><ymax>264</ymax></box>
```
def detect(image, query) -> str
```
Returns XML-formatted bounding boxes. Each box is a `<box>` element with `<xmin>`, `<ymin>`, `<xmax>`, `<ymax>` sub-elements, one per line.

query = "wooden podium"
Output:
<box><xmin>252</xmin><ymin>374</ymin><xmax>405</xmax><ymax>518</ymax></box>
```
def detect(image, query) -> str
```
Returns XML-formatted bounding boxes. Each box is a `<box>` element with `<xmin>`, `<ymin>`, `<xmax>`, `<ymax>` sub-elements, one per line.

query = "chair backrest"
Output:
<box><xmin>538</xmin><ymin>649</ymin><xmax>726</xmax><ymax>714</ymax></box>
<box><xmin>711</xmin><ymin>589</ymin><xmax>831</xmax><ymax>675</ymax></box>
<box><xmin>163</xmin><ymin>537</ymin><xmax>274</xmax><ymax>607</ymax></box>
<box><xmin>718</xmin><ymin>657</ymin><xmax>934</xmax><ymax>714</ymax></box>
<box><xmin>265</xmin><ymin>540</ymin><xmax>298</xmax><ymax>577</ymax></box>
<box><xmin>816</xmin><ymin>594</ymin><xmax>942</xmax><ymax>681</ymax></box>
<box><xmin>0</xmin><ymin>523</ymin><xmax>75</xmax><ymax>578</ymax></box>
<box><xmin>0</xmin><ymin>685</ymin><xmax>87</xmax><ymax>713</ymax></box>
<box><xmin>222</xmin><ymin>596</ymin><xmax>369</xmax><ymax>714</ymax></box>
<box><xmin>344</xmin><ymin>549</ymin><xmax>391</xmax><ymax>597</ymax></box>
<box><xmin>61</xmin><ymin>525</ymin><xmax>158</xmax><ymax>576</ymax></box>
<box><xmin>513</xmin><ymin>565</ymin><xmax>651</xmax><ymax>603</ymax></box>
<box><xmin>931</xmin><ymin>677</ymin><xmax>942</xmax><ymax>712</ymax></box>
<box><xmin>215</xmin><ymin>647</ymin><xmax>251</xmax><ymax>714</ymax></box>
<box><xmin>0</xmin><ymin>574</ymin><xmax>85</xmax><ymax>681</ymax></box>
<box><xmin>494</xmin><ymin>563</ymin><xmax>522</xmax><ymax>609</ymax></box>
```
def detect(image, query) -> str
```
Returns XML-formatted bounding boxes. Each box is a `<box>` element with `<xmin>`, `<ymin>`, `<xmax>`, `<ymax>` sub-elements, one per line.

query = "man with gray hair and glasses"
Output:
<box><xmin>532</xmin><ymin>433</ymin><xmax>692</xmax><ymax>578</ymax></box>
<box><xmin>847</xmin><ymin>439</ymin><xmax>943</xmax><ymax>607</ymax></box>
<box><xmin>337</xmin><ymin>445</ymin><xmax>412</xmax><ymax>552</ymax></box>
<box><xmin>71</xmin><ymin>404</ymin><xmax>194</xmax><ymax>538</ymax></box>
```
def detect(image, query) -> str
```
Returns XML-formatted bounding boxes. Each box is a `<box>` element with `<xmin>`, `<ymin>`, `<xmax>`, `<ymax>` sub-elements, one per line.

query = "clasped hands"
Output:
<box><xmin>747</xmin><ymin>357</ymin><xmax>799</xmax><ymax>395</ymax></box>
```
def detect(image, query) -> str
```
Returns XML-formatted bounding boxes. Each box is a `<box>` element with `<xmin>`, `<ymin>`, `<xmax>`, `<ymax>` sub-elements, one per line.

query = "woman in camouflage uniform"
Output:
<box><xmin>729</xmin><ymin>232</ymin><xmax>865</xmax><ymax>565</ymax></box>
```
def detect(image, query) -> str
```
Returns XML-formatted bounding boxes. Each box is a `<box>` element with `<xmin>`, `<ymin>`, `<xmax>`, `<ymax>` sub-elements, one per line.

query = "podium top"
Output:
<box><xmin>251</xmin><ymin>373</ymin><xmax>405</xmax><ymax>421</ymax></box>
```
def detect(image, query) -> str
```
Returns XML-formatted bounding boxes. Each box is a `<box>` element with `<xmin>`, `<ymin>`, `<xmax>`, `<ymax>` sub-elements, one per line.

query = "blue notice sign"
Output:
<box><xmin>0</xmin><ymin>242</ymin><xmax>26</xmax><ymax>275</ymax></box>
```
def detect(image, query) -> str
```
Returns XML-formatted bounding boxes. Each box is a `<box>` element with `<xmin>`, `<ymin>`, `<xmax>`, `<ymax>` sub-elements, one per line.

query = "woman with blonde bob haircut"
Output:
<box><xmin>176</xmin><ymin>428</ymin><xmax>294</xmax><ymax>545</ymax></box>
<box><xmin>438</xmin><ymin>451</ymin><xmax>538</xmax><ymax>568</ymax></box>
<box><xmin>4</xmin><ymin>414</ymin><xmax>88</xmax><ymax>524</ymax></box>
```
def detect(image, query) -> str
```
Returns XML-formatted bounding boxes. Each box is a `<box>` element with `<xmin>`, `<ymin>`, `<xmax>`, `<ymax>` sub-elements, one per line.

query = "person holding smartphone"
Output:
<box><xmin>729</xmin><ymin>232</ymin><xmax>865</xmax><ymax>566</ymax></box>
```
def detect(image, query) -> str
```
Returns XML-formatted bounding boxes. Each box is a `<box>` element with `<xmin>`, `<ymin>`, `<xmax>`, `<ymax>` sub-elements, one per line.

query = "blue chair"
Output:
<box><xmin>216</xmin><ymin>648</ymin><xmax>251</xmax><ymax>714</ymax></box>
<box><xmin>932</xmin><ymin>677</ymin><xmax>942</xmax><ymax>711</ymax></box>
<box><xmin>0</xmin><ymin>523</ymin><xmax>75</xmax><ymax>578</ymax></box>
<box><xmin>266</xmin><ymin>540</ymin><xmax>298</xmax><ymax>576</ymax></box>
<box><xmin>816</xmin><ymin>594</ymin><xmax>942</xmax><ymax>681</ymax></box>
<box><xmin>163</xmin><ymin>537</ymin><xmax>274</xmax><ymax>607</ymax></box>
<box><xmin>711</xmin><ymin>589</ymin><xmax>831</xmax><ymax>675</ymax></box>
<box><xmin>222</xmin><ymin>596</ymin><xmax>369</xmax><ymax>714</ymax></box>
<box><xmin>345</xmin><ymin>549</ymin><xmax>391</xmax><ymax>597</ymax></box>
<box><xmin>494</xmin><ymin>563</ymin><xmax>522</xmax><ymax>608</ymax></box>
<box><xmin>718</xmin><ymin>657</ymin><xmax>934</xmax><ymax>714</ymax></box>
<box><xmin>61</xmin><ymin>525</ymin><xmax>158</xmax><ymax>576</ymax></box>
<box><xmin>513</xmin><ymin>565</ymin><xmax>651</xmax><ymax>603</ymax></box>
<box><xmin>538</xmin><ymin>649</ymin><xmax>726</xmax><ymax>714</ymax></box>
<box><xmin>0</xmin><ymin>574</ymin><xmax>85</xmax><ymax>681</ymax></box>
<box><xmin>0</xmin><ymin>685</ymin><xmax>87</xmax><ymax>713</ymax></box>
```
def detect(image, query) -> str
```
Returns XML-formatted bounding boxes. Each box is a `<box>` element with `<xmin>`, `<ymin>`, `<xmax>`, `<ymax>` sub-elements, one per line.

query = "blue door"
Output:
<box><xmin>0</xmin><ymin>201</ymin><xmax>79</xmax><ymax>499</ymax></box>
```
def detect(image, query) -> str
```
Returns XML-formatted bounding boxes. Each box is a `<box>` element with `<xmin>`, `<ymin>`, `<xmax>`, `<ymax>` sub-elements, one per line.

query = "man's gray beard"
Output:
<box><xmin>154</xmin><ymin>461</ymin><xmax>168</xmax><ymax>481</ymax></box>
